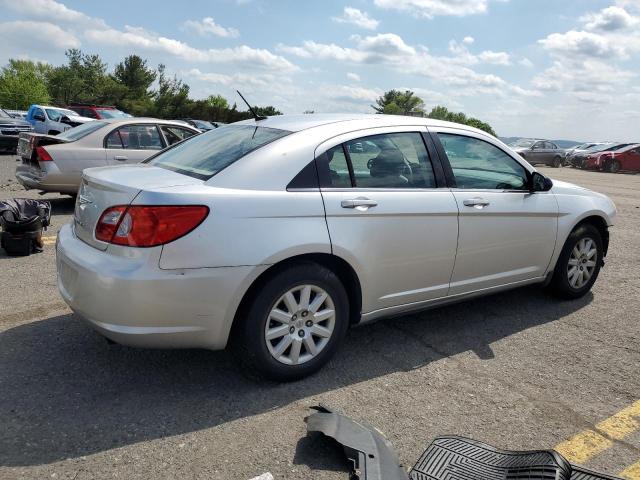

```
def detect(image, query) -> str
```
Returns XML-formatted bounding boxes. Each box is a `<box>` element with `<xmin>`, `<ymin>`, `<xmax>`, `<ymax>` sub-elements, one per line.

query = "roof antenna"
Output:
<box><xmin>237</xmin><ymin>90</ymin><xmax>267</xmax><ymax>121</ymax></box>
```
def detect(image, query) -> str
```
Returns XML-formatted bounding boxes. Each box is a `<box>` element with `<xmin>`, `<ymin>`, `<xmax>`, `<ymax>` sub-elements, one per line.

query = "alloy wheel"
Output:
<box><xmin>264</xmin><ymin>284</ymin><xmax>336</xmax><ymax>365</ymax></box>
<box><xmin>567</xmin><ymin>237</ymin><xmax>598</xmax><ymax>289</ymax></box>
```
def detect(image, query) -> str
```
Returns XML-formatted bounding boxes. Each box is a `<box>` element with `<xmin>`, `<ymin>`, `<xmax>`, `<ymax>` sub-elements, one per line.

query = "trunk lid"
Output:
<box><xmin>74</xmin><ymin>164</ymin><xmax>204</xmax><ymax>250</ymax></box>
<box><xmin>18</xmin><ymin>132</ymin><xmax>68</xmax><ymax>168</ymax></box>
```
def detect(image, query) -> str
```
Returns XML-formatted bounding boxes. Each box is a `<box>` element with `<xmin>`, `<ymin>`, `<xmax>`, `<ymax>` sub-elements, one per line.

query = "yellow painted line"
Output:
<box><xmin>555</xmin><ymin>400</ymin><xmax>640</xmax><ymax>464</ymax></box>
<box><xmin>42</xmin><ymin>235</ymin><xmax>57</xmax><ymax>245</ymax></box>
<box><xmin>620</xmin><ymin>459</ymin><xmax>640</xmax><ymax>480</ymax></box>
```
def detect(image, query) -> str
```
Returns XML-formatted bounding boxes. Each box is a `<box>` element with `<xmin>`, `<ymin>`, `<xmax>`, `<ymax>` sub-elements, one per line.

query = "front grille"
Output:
<box><xmin>0</xmin><ymin>125</ymin><xmax>31</xmax><ymax>135</ymax></box>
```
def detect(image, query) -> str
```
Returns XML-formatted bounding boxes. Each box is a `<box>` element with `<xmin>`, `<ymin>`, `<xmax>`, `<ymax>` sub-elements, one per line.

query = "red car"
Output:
<box><xmin>67</xmin><ymin>103</ymin><xmax>130</xmax><ymax>120</ymax></box>
<box><xmin>583</xmin><ymin>143</ymin><xmax>640</xmax><ymax>172</ymax></box>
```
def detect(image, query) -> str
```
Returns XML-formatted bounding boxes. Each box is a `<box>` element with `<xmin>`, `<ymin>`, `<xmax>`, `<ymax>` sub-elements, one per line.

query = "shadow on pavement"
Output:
<box><xmin>0</xmin><ymin>287</ymin><xmax>592</xmax><ymax>467</ymax></box>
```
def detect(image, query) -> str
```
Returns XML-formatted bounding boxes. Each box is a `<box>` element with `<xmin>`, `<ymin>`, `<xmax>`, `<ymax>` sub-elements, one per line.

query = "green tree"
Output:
<box><xmin>151</xmin><ymin>64</ymin><xmax>192</xmax><ymax>118</ymax></box>
<box><xmin>0</xmin><ymin>59</ymin><xmax>51</xmax><ymax>109</ymax></box>
<box><xmin>254</xmin><ymin>105</ymin><xmax>282</xmax><ymax>116</ymax></box>
<box><xmin>427</xmin><ymin>105</ymin><xmax>496</xmax><ymax>136</ymax></box>
<box><xmin>372</xmin><ymin>89</ymin><xmax>425</xmax><ymax>116</ymax></box>
<box><xmin>113</xmin><ymin>55</ymin><xmax>156</xmax><ymax>98</ymax></box>
<box><xmin>206</xmin><ymin>94</ymin><xmax>229</xmax><ymax>110</ymax></box>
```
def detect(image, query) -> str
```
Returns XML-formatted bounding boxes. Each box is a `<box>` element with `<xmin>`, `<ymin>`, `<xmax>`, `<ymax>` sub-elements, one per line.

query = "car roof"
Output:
<box><xmin>99</xmin><ymin>117</ymin><xmax>198</xmax><ymax>128</ymax></box>
<box><xmin>233</xmin><ymin>113</ymin><xmax>491</xmax><ymax>136</ymax></box>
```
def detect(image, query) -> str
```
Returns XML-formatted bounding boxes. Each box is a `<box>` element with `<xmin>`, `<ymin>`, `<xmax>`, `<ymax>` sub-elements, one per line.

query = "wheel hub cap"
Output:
<box><xmin>264</xmin><ymin>284</ymin><xmax>336</xmax><ymax>365</ymax></box>
<box><xmin>567</xmin><ymin>237</ymin><xmax>597</xmax><ymax>289</ymax></box>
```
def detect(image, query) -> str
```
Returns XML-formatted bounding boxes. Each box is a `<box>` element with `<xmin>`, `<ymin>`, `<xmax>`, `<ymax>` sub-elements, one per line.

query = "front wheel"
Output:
<box><xmin>234</xmin><ymin>263</ymin><xmax>349</xmax><ymax>381</ymax></box>
<box><xmin>548</xmin><ymin>224</ymin><xmax>603</xmax><ymax>299</ymax></box>
<box><xmin>552</xmin><ymin>156</ymin><xmax>563</xmax><ymax>168</ymax></box>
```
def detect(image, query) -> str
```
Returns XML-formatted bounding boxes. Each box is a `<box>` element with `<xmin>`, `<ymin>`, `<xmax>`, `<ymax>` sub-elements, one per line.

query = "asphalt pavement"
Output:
<box><xmin>0</xmin><ymin>154</ymin><xmax>638</xmax><ymax>480</ymax></box>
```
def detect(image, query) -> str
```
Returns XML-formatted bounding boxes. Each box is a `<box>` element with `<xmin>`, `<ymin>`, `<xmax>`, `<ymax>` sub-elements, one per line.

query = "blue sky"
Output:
<box><xmin>1</xmin><ymin>0</ymin><xmax>639</xmax><ymax>140</ymax></box>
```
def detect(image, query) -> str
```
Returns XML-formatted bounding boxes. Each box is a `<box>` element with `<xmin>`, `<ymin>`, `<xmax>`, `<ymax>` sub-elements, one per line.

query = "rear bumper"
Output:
<box><xmin>56</xmin><ymin>223</ymin><xmax>266</xmax><ymax>350</ymax></box>
<box><xmin>15</xmin><ymin>163</ymin><xmax>78</xmax><ymax>194</ymax></box>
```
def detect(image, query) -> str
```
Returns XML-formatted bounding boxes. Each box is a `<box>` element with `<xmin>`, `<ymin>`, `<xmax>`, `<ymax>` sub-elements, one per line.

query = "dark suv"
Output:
<box><xmin>67</xmin><ymin>103</ymin><xmax>130</xmax><ymax>120</ymax></box>
<box><xmin>0</xmin><ymin>108</ymin><xmax>33</xmax><ymax>153</ymax></box>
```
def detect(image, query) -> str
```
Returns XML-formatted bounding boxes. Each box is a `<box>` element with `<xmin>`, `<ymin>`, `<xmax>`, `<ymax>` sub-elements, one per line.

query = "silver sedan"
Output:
<box><xmin>56</xmin><ymin>114</ymin><xmax>616</xmax><ymax>380</ymax></box>
<box><xmin>16</xmin><ymin>118</ymin><xmax>199</xmax><ymax>195</ymax></box>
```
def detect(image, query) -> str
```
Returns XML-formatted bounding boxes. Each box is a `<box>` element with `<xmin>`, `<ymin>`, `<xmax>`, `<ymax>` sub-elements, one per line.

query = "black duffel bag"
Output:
<box><xmin>0</xmin><ymin>199</ymin><xmax>51</xmax><ymax>256</ymax></box>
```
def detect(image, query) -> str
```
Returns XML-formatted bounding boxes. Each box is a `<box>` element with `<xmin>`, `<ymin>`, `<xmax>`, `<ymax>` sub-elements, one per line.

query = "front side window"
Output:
<box><xmin>319</xmin><ymin>132</ymin><xmax>436</xmax><ymax>189</ymax></box>
<box><xmin>147</xmin><ymin>125</ymin><xmax>291</xmax><ymax>180</ymax></box>
<box><xmin>438</xmin><ymin>133</ymin><xmax>529</xmax><ymax>190</ymax></box>
<box><xmin>161</xmin><ymin>125</ymin><xmax>196</xmax><ymax>146</ymax></box>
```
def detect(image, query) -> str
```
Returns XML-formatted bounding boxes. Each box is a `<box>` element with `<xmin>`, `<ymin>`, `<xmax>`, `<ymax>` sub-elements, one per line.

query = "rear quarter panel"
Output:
<box><xmin>134</xmin><ymin>186</ymin><xmax>331</xmax><ymax>270</ymax></box>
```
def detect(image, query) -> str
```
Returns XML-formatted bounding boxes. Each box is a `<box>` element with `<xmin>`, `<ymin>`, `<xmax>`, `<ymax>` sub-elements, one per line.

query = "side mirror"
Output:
<box><xmin>60</xmin><ymin>116</ymin><xmax>71</xmax><ymax>124</ymax></box>
<box><xmin>531</xmin><ymin>172</ymin><xmax>553</xmax><ymax>192</ymax></box>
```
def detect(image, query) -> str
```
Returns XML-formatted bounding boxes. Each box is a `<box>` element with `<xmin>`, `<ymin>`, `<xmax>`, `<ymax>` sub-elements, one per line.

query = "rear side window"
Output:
<box><xmin>318</xmin><ymin>132</ymin><xmax>437</xmax><ymax>189</ymax></box>
<box><xmin>147</xmin><ymin>125</ymin><xmax>291</xmax><ymax>180</ymax></box>
<box><xmin>161</xmin><ymin>125</ymin><xmax>196</xmax><ymax>146</ymax></box>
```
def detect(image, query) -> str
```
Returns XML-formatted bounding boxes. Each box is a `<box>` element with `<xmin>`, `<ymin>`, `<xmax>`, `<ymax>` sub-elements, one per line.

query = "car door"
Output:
<box><xmin>529</xmin><ymin>141</ymin><xmax>546</xmax><ymax>165</ymax></box>
<box><xmin>32</xmin><ymin>107</ymin><xmax>47</xmax><ymax>134</ymax></box>
<box><xmin>104</xmin><ymin>124</ymin><xmax>165</xmax><ymax>165</ymax></box>
<box><xmin>623</xmin><ymin>147</ymin><xmax>640</xmax><ymax>171</ymax></box>
<box><xmin>317</xmin><ymin>128</ymin><xmax>459</xmax><ymax>315</ymax></box>
<box><xmin>431</xmin><ymin>128</ymin><xmax>558</xmax><ymax>295</ymax></box>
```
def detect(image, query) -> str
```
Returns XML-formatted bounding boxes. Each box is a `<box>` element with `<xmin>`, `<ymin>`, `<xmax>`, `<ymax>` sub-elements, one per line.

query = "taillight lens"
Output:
<box><xmin>95</xmin><ymin>205</ymin><xmax>209</xmax><ymax>247</ymax></box>
<box><xmin>36</xmin><ymin>146</ymin><xmax>53</xmax><ymax>162</ymax></box>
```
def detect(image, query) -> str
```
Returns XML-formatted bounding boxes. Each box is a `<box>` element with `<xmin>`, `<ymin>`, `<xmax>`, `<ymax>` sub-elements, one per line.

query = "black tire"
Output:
<box><xmin>548</xmin><ymin>224</ymin><xmax>603</xmax><ymax>299</ymax></box>
<box><xmin>609</xmin><ymin>160</ymin><xmax>621</xmax><ymax>173</ymax></box>
<box><xmin>552</xmin><ymin>156</ymin><xmax>563</xmax><ymax>168</ymax></box>
<box><xmin>233</xmin><ymin>262</ymin><xmax>349</xmax><ymax>381</ymax></box>
<box><xmin>48</xmin><ymin>130</ymin><xmax>61</xmax><ymax>136</ymax></box>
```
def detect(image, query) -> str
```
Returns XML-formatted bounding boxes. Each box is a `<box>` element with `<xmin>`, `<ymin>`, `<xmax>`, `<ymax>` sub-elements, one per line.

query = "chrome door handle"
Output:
<box><xmin>113</xmin><ymin>155</ymin><xmax>128</xmax><ymax>161</ymax></box>
<box><xmin>463</xmin><ymin>197</ymin><xmax>490</xmax><ymax>208</ymax></box>
<box><xmin>341</xmin><ymin>197</ymin><xmax>378</xmax><ymax>209</ymax></box>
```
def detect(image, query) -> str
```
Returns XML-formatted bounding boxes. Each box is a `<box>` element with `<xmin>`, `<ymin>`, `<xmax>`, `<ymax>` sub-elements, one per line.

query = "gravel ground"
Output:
<box><xmin>0</xmin><ymin>155</ymin><xmax>638</xmax><ymax>480</ymax></box>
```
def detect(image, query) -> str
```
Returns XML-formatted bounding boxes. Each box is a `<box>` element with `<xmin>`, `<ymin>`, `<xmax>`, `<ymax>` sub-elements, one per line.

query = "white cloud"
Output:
<box><xmin>462</xmin><ymin>36</ymin><xmax>475</xmax><ymax>44</ymax></box>
<box><xmin>347</xmin><ymin>72</ymin><xmax>361</xmax><ymax>81</ymax></box>
<box><xmin>86</xmin><ymin>26</ymin><xmax>298</xmax><ymax>72</ymax></box>
<box><xmin>0</xmin><ymin>20</ymin><xmax>80</xmax><ymax>51</ymax></box>
<box><xmin>184</xmin><ymin>68</ymin><xmax>283</xmax><ymax>88</ymax></box>
<box><xmin>539</xmin><ymin>30</ymin><xmax>627</xmax><ymax>59</ymax></box>
<box><xmin>581</xmin><ymin>6</ymin><xmax>638</xmax><ymax>31</ymax></box>
<box><xmin>0</xmin><ymin>0</ymin><xmax>106</xmax><ymax>28</ymax></box>
<box><xmin>182</xmin><ymin>17</ymin><xmax>239</xmax><ymax>38</ymax></box>
<box><xmin>478</xmin><ymin>50</ymin><xmax>511</xmax><ymax>65</ymax></box>
<box><xmin>518</xmin><ymin>57</ymin><xmax>534</xmax><ymax>68</ymax></box>
<box><xmin>373</xmin><ymin>0</ymin><xmax>504</xmax><ymax>18</ymax></box>
<box><xmin>332</xmin><ymin>7</ymin><xmax>379</xmax><ymax>30</ymax></box>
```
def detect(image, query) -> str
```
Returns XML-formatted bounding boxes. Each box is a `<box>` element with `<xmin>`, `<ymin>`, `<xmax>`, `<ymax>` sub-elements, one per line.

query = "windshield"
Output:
<box><xmin>0</xmin><ymin>109</ymin><xmax>11</xmax><ymax>119</ymax></box>
<box><xmin>511</xmin><ymin>139</ymin><xmax>535</xmax><ymax>148</ymax></box>
<box><xmin>97</xmin><ymin>109</ymin><xmax>128</xmax><ymax>119</ymax></box>
<box><xmin>192</xmin><ymin>120</ymin><xmax>214</xmax><ymax>129</ymax></box>
<box><xmin>46</xmin><ymin>108</ymin><xmax>77</xmax><ymax>122</ymax></box>
<box><xmin>147</xmin><ymin>125</ymin><xmax>291</xmax><ymax>180</ymax></box>
<box><xmin>56</xmin><ymin>121</ymin><xmax>107</xmax><ymax>141</ymax></box>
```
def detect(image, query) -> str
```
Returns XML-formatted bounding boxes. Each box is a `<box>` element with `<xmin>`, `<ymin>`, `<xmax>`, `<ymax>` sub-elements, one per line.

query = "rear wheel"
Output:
<box><xmin>234</xmin><ymin>262</ymin><xmax>349</xmax><ymax>381</ymax></box>
<box><xmin>549</xmin><ymin>224</ymin><xmax>603</xmax><ymax>299</ymax></box>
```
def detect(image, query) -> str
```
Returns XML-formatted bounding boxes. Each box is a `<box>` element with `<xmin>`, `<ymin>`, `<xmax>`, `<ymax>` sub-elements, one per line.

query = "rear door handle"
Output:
<box><xmin>113</xmin><ymin>155</ymin><xmax>128</xmax><ymax>161</ymax></box>
<box><xmin>341</xmin><ymin>197</ymin><xmax>378</xmax><ymax>209</ymax></box>
<box><xmin>463</xmin><ymin>197</ymin><xmax>490</xmax><ymax>208</ymax></box>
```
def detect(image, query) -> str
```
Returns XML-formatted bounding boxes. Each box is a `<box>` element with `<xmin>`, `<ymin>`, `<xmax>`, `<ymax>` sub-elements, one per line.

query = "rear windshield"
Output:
<box><xmin>56</xmin><ymin>121</ymin><xmax>107</xmax><ymax>141</ymax></box>
<box><xmin>97</xmin><ymin>109</ymin><xmax>128</xmax><ymax>119</ymax></box>
<box><xmin>147</xmin><ymin>125</ymin><xmax>291</xmax><ymax>180</ymax></box>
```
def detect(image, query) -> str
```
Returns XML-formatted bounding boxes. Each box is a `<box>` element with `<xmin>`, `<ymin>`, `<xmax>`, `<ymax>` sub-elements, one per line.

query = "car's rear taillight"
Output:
<box><xmin>36</xmin><ymin>146</ymin><xmax>52</xmax><ymax>162</ymax></box>
<box><xmin>95</xmin><ymin>205</ymin><xmax>209</xmax><ymax>247</ymax></box>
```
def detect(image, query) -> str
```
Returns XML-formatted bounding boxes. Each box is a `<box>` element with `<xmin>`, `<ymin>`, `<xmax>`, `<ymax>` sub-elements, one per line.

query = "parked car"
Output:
<box><xmin>180</xmin><ymin>119</ymin><xmax>223</xmax><ymax>131</ymax></box>
<box><xmin>565</xmin><ymin>142</ymin><xmax>612</xmax><ymax>167</ymax></box>
<box><xmin>574</xmin><ymin>143</ymin><xmax>634</xmax><ymax>169</ymax></box>
<box><xmin>511</xmin><ymin>139</ymin><xmax>566</xmax><ymax>167</ymax></box>
<box><xmin>25</xmin><ymin>105</ymin><xmax>94</xmax><ymax>135</ymax></box>
<box><xmin>56</xmin><ymin>114</ymin><xmax>616</xmax><ymax>380</ymax></box>
<box><xmin>67</xmin><ymin>103</ymin><xmax>130</xmax><ymax>120</ymax></box>
<box><xmin>0</xmin><ymin>108</ymin><xmax>33</xmax><ymax>153</ymax></box>
<box><xmin>16</xmin><ymin>118</ymin><xmax>199</xmax><ymax>194</ymax></box>
<box><xmin>583</xmin><ymin>143</ymin><xmax>640</xmax><ymax>172</ymax></box>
